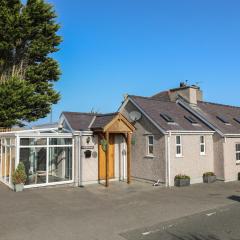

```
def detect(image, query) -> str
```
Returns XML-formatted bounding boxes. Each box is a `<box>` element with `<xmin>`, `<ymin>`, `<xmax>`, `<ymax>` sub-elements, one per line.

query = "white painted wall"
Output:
<box><xmin>170</xmin><ymin>134</ymin><xmax>214</xmax><ymax>186</ymax></box>
<box><xmin>223</xmin><ymin>137</ymin><xmax>240</xmax><ymax>182</ymax></box>
<box><xmin>80</xmin><ymin>135</ymin><xmax>99</xmax><ymax>184</ymax></box>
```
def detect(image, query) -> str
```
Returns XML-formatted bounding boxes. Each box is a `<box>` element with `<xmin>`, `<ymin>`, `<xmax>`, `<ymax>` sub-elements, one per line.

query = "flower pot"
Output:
<box><xmin>203</xmin><ymin>175</ymin><xmax>216</xmax><ymax>184</ymax></box>
<box><xmin>14</xmin><ymin>183</ymin><xmax>24</xmax><ymax>192</ymax></box>
<box><xmin>174</xmin><ymin>178</ymin><xmax>190</xmax><ymax>187</ymax></box>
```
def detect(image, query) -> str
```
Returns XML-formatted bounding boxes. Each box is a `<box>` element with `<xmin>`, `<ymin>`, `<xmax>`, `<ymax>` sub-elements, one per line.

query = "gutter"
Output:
<box><xmin>167</xmin><ymin>130</ymin><xmax>215</xmax><ymax>135</ymax></box>
<box><xmin>224</xmin><ymin>134</ymin><xmax>240</xmax><ymax>138</ymax></box>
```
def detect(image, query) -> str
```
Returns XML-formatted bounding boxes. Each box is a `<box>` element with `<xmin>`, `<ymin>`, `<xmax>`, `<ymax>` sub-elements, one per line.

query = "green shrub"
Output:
<box><xmin>12</xmin><ymin>162</ymin><xmax>27</xmax><ymax>185</ymax></box>
<box><xmin>203</xmin><ymin>172</ymin><xmax>216</xmax><ymax>177</ymax></box>
<box><xmin>174</xmin><ymin>174</ymin><xmax>190</xmax><ymax>180</ymax></box>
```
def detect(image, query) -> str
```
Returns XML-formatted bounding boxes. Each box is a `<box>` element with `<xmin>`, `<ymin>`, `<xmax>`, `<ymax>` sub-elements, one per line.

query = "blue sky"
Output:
<box><xmin>37</xmin><ymin>0</ymin><xmax>240</xmax><ymax>124</ymax></box>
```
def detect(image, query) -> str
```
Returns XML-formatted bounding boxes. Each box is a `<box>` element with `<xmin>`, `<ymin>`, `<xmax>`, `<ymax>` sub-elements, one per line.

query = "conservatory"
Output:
<box><xmin>0</xmin><ymin>127</ymin><xmax>74</xmax><ymax>189</ymax></box>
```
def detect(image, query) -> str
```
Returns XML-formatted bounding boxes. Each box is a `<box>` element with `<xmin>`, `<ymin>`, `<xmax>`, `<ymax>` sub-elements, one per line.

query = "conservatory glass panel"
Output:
<box><xmin>11</xmin><ymin>146</ymin><xmax>15</xmax><ymax>182</ymax></box>
<box><xmin>5</xmin><ymin>146</ymin><xmax>10</xmax><ymax>183</ymax></box>
<box><xmin>48</xmin><ymin>146</ymin><xmax>72</xmax><ymax>182</ymax></box>
<box><xmin>20</xmin><ymin>138</ymin><xmax>47</xmax><ymax>146</ymax></box>
<box><xmin>49</xmin><ymin>138</ymin><xmax>72</xmax><ymax>145</ymax></box>
<box><xmin>20</xmin><ymin>147</ymin><xmax>47</xmax><ymax>185</ymax></box>
<box><xmin>1</xmin><ymin>145</ymin><xmax>5</xmax><ymax>180</ymax></box>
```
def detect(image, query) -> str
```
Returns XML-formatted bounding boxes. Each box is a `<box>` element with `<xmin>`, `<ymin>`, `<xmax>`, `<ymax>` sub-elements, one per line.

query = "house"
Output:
<box><xmin>119</xmin><ymin>91</ymin><xmax>215</xmax><ymax>186</ymax></box>
<box><xmin>1</xmin><ymin>82</ymin><xmax>240</xmax><ymax>190</ymax></box>
<box><xmin>120</xmin><ymin>83</ymin><xmax>240</xmax><ymax>186</ymax></box>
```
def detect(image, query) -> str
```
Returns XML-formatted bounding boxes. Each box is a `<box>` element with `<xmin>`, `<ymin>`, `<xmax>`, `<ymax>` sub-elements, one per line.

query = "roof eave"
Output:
<box><xmin>224</xmin><ymin>134</ymin><xmax>240</xmax><ymax>138</ymax></box>
<box><xmin>167</xmin><ymin>130</ymin><xmax>215</xmax><ymax>135</ymax></box>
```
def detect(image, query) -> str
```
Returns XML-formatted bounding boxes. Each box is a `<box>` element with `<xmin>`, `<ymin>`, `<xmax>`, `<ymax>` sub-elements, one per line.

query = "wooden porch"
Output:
<box><xmin>93</xmin><ymin>113</ymin><xmax>135</xmax><ymax>187</ymax></box>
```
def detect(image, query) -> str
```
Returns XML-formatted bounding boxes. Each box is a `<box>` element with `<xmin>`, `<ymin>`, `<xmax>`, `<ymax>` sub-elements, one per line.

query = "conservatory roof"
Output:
<box><xmin>0</xmin><ymin>127</ymin><xmax>72</xmax><ymax>137</ymax></box>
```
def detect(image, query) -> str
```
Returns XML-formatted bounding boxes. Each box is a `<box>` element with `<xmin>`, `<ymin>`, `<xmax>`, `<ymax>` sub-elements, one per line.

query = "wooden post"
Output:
<box><xmin>105</xmin><ymin>132</ymin><xmax>109</xmax><ymax>187</ymax></box>
<box><xmin>127</xmin><ymin>132</ymin><xmax>132</xmax><ymax>184</ymax></box>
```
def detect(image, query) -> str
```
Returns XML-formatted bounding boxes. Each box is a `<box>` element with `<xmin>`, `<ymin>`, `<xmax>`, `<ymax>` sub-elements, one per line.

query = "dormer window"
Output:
<box><xmin>216</xmin><ymin>116</ymin><xmax>230</xmax><ymax>125</ymax></box>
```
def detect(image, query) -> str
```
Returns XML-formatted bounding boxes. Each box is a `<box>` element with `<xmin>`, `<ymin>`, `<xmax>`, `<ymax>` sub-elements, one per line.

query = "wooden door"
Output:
<box><xmin>99</xmin><ymin>134</ymin><xmax>115</xmax><ymax>180</ymax></box>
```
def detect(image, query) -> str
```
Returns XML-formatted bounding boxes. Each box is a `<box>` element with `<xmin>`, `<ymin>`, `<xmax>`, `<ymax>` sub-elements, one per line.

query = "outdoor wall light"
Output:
<box><xmin>86</xmin><ymin>136</ymin><xmax>91</xmax><ymax>144</ymax></box>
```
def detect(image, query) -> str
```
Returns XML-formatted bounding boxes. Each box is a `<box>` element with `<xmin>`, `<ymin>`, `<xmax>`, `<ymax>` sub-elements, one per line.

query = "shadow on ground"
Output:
<box><xmin>228</xmin><ymin>195</ymin><xmax>240</xmax><ymax>202</ymax></box>
<box><xmin>167</xmin><ymin>232</ymin><xmax>220</xmax><ymax>240</ymax></box>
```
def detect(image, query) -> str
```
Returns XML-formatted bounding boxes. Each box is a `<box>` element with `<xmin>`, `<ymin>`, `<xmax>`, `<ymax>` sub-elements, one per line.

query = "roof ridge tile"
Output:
<box><xmin>199</xmin><ymin>101</ymin><xmax>240</xmax><ymax>109</ymax></box>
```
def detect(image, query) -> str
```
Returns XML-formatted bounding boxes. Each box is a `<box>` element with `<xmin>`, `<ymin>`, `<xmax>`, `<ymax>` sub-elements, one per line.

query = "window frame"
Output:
<box><xmin>200</xmin><ymin>136</ymin><xmax>206</xmax><ymax>155</ymax></box>
<box><xmin>176</xmin><ymin>135</ymin><xmax>183</xmax><ymax>157</ymax></box>
<box><xmin>146</xmin><ymin>135</ymin><xmax>154</xmax><ymax>157</ymax></box>
<box><xmin>236</xmin><ymin>143</ymin><xmax>240</xmax><ymax>164</ymax></box>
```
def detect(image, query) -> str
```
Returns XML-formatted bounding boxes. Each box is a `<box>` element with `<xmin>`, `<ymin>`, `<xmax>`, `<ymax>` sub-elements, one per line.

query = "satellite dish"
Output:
<box><xmin>129</xmin><ymin>111</ymin><xmax>142</xmax><ymax>122</ymax></box>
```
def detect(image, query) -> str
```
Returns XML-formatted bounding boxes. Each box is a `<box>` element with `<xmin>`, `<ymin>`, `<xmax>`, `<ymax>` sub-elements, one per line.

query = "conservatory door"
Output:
<box><xmin>20</xmin><ymin>147</ymin><xmax>47</xmax><ymax>185</ymax></box>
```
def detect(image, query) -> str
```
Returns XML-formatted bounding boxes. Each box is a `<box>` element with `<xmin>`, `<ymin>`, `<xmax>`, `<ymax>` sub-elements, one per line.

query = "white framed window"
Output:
<box><xmin>146</xmin><ymin>135</ymin><xmax>154</xmax><ymax>156</ymax></box>
<box><xmin>176</xmin><ymin>136</ymin><xmax>182</xmax><ymax>157</ymax></box>
<box><xmin>200</xmin><ymin>136</ymin><xmax>206</xmax><ymax>155</ymax></box>
<box><xmin>236</xmin><ymin>144</ymin><xmax>240</xmax><ymax>164</ymax></box>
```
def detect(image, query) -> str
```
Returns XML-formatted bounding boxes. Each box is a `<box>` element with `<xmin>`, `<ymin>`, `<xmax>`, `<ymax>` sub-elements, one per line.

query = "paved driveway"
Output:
<box><xmin>1</xmin><ymin>181</ymin><xmax>240</xmax><ymax>240</ymax></box>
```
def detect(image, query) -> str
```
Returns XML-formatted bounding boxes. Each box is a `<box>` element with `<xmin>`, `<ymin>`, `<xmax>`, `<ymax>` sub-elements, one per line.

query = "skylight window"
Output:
<box><xmin>160</xmin><ymin>113</ymin><xmax>174</xmax><ymax>123</ymax></box>
<box><xmin>234</xmin><ymin>118</ymin><xmax>240</xmax><ymax>124</ymax></box>
<box><xmin>185</xmin><ymin>116</ymin><xmax>198</xmax><ymax>124</ymax></box>
<box><xmin>216</xmin><ymin>116</ymin><xmax>230</xmax><ymax>125</ymax></box>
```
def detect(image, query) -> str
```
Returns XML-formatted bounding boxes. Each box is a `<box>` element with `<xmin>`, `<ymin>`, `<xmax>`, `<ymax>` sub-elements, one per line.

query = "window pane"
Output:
<box><xmin>1</xmin><ymin>146</ymin><xmax>5</xmax><ymax>178</ymax></box>
<box><xmin>5</xmin><ymin>146</ymin><xmax>10</xmax><ymax>183</ymax></box>
<box><xmin>148</xmin><ymin>136</ymin><xmax>153</xmax><ymax>145</ymax></box>
<box><xmin>176</xmin><ymin>136</ymin><xmax>181</xmax><ymax>145</ymax></box>
<box><xmin>236</xmin><ymin>144</ymin><xmax>240</xmax><ymax>152</ymax></box>
<box><xmin>236</xmin><ymin>152</ymin><xmax>240</xmax><ymax>161</ymax></box>
<box><xmin>201</xmin><ymin>144</ymin><xmax>205</xmax><ymax>153</ymax></box>
<box><xmin>200</xmin><ymin>136</ymin><xmax>204</xmax><ymax>144</ymax></box>
<box><xmin>148</xmin><ymin>145</ymin><xmax>153</xmax><ymax>155</ymax></box>
<box><xmin>48</xmin><ymin>147</ymin><xmax>72</xmax><ymax>182</ymax></box>
<box><xmin>10</xmin><ymin>138</ymin><xmax>15</xmax><ymax>146</ymax></box>
<box><xmin>177</xmin><ymin>146</ymin><xmax>181</xmax><ymax>155</ymax></box>
<box><xmin>6</xmin><ymin>138</ymin><xmax>10</xmax><ymax>145</ymax></box>
<box><xmin>11</xmin><ymin>146</ymin><xmax>16</xmax><ymax>181</ymax></box>
<box><xmin>49</xmin><ymin>138</ymin><xmax>72</xmax><ymax>145</ymax></box>
<box><xmin>20</xmin><ymin>138</ymin><xmax>47</xmax><ymax>146</ymax></box>
<box><xmin>20</xmin><ymin>147</ymin><xmax>47</xmax><ymax>185</ymax></box>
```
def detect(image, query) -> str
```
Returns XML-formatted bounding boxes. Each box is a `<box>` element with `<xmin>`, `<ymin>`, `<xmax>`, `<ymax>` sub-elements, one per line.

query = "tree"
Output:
<box><xmin>0</xmin><ymin>0</ymin><xmax>62</xmax><ymax>127</ymax></box>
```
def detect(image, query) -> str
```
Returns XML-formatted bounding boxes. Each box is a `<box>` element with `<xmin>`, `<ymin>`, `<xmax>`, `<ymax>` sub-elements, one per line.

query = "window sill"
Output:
<box><xmin>236</xmin><ymin>161</ymin><xmax>240</xmax><ymax>165</ymax></box>
<box><xmin>176</xmin><ymin>155</ymin><xmax>184</xmax><ymax>158</ymax></box>
<box><xmin>200</xmin><ymin>153</ymin><xmax>206</xmax><ymax>156</ymax></box>
<box><xmin>145</xmin><ymin>155</ymin><xmax>155</xmax><ymax>158</ymax></box>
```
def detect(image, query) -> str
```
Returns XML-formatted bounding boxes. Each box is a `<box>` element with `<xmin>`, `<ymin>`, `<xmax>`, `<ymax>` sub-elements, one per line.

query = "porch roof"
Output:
<box><xmin>62</xmin><ymin>111</ymin><xmax>135</xmax><ymax>133</ymax></box>
<box><xmin>91</xmin><ymin>113</ymin><xmax>135</xmax><ymax>133</ymax></box>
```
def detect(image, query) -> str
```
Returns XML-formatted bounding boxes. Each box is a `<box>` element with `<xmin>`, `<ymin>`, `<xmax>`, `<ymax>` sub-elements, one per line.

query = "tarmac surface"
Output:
<box><xmin>0</xmin><ymin>180</ymin><xmax>240</xmax><ymax>240</ymax></box>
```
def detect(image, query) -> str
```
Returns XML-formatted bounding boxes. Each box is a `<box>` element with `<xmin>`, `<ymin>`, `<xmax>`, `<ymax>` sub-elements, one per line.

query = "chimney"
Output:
<box><xmin>169</xmin><ymin>83</ymin><xmax>203</xmax><ymax>105</ymax></box>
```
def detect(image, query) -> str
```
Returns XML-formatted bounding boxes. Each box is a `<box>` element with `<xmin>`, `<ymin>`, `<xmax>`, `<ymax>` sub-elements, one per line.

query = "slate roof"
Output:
<box><xmin>62</xmin><ymin>112</ymin><xmax>95</xmax><ymax>131</ymax></box>
<box><xmin>195</xmin><ymin>101</ymin><xmax>240</xmax><ymax>135</ymax></box>
<box><xmin>91</xmin><ymin>113</ymin><xmax>117</xmax><ymax>130</ymax></box>
<box><xmin>62</xmin><ymin>112</ymin><xmax>118</xmax><ymax>131</ymax></box>
<box><xmin>151</xmin><ymin>91</ymin><xmax>171</xmax><ymax>101</ymax></box>
<box><xmin>129</xmin><ymin>95</ymin><xmax>213</xmax><ymax>132</ymax></box>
